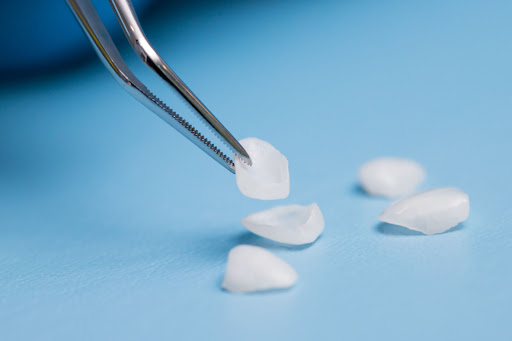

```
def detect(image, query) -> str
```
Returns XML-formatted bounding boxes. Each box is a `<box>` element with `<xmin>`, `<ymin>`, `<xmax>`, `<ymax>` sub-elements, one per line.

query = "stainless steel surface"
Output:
<box><xmin>66</xmin><ymin>0</ymin><xmax>252</xmax><ymax>173</ymax></box>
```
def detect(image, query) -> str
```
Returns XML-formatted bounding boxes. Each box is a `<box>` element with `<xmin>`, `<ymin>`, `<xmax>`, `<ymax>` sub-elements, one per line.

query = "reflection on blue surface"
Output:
<box><xmin>0</xmin><ymin>0</ymin><xmax>511</xmax><ymax>340</ymax></box>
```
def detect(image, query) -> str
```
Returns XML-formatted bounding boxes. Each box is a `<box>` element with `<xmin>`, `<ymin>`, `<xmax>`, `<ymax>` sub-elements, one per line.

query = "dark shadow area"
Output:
<box><xmin>0</xmin><ymin>49</ymin><xmax>98</xmax><ymax>88</ymax></box>
<box><xmin>0</xmin><ymin>0</ymin><xmax>127</xmax><ymax>85</ymax></box>
<box><xmin>349</xmin><ymin>183</ymin><xmax>389</xmax><ymax>200</ymax></box>
<box><xmin>0</xmin><ymin>0</ymin><xmax>278</xmax><ymax>86</ymax></box>
<box><xmin>351</xmin><ymin>183</ymin><xmax>368</xmax><ymax>196</ymax></box>
<box><xmin>375</xmin><ymin>222</ymin><xmax>465</xmax><ymax>236</ymax></box>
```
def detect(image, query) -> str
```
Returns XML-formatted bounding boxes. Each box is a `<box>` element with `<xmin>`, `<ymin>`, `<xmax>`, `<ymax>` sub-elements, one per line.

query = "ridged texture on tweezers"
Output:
<box><xmin>146</xmin><ymin>90</ymin><xmax>235</xmax><ymax>168</ymax></box>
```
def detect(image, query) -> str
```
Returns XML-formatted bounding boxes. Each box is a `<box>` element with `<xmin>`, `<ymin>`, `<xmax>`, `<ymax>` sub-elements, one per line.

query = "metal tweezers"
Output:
<box><xmin>66</xmin><ymin>0</ymin><xmax>252</xmax><ymax>172</ymax></box>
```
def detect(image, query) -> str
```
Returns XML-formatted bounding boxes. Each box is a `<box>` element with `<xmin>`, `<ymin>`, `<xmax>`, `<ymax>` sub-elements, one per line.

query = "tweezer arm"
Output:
<box><xmin>66</xmin><ymin>0</ymin><xmax>241</xmax><ymax>173</ymax></box>
<box><xmin>67</xmin><ymin>0</ymin><xmax>145</xmax><ymax>94</ymax></box>
<box><xmin>109</xmin><ymin>0</ymin><xmax>251</xmax><ymax>164</ymax></box>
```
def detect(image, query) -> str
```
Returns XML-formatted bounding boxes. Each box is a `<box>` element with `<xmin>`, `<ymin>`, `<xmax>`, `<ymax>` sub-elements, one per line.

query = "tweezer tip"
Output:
<box><xmin>235</xmin><ymin>153</ymin><xmax>252</xmax><ymax>167</ymax></box>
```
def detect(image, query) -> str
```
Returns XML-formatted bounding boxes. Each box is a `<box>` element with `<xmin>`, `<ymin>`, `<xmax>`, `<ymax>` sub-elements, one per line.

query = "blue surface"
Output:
<box><xmin>1</xmin><ymin>0</ymin><xmax>511</xmax><ymax>340</ymax></box>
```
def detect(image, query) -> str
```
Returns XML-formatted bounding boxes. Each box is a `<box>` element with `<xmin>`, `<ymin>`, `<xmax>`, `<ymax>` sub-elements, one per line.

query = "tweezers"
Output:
<box><xmin>66</xmin><ymin>0</ymin><xmax>251</xmax><ymax>173</ymax></box>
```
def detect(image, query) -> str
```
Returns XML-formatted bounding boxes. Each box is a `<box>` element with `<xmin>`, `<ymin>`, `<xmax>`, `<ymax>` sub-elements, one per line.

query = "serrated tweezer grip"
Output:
<box><xmin>66</xmin><ymin>0</ymin><xmax>251</xmax><ymax>173</ymax></box>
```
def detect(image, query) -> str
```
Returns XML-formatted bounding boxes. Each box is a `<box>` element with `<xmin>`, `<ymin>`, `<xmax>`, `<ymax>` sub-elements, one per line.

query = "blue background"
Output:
<box><xmin>1</xmin><ymin>0</ymin><xmax>511</xmax><ymax>340</ymax></box>
<box><xmin>0</xmin><ymin>0</ymin><xmax>150</xmax><ymax>75</ymax></box>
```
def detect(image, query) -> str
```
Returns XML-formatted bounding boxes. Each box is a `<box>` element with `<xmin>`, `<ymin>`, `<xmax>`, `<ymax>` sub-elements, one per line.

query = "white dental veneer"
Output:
<box><xmin>379</xmin><ymin>187</ymin><xmax>470</xmax><ymax>235</ymax></box>
<box><xmin>234</xmin><ymin>138</ymin><xmax>289</xmax><ymax>200</ymax></box>
<box><xmin>242</xmin><ymin>203</ymin><xmax>324</xmax><ymax>245</ymax></box>
<box><xmin>359</xmin><ymin>157</ymin><xmax>425</xmax><ymax>198</ymax></box>
<box><xmin>222</xmin><ymin>245</ymin><xmax>298</xmax><ymax>293</ymax></box>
